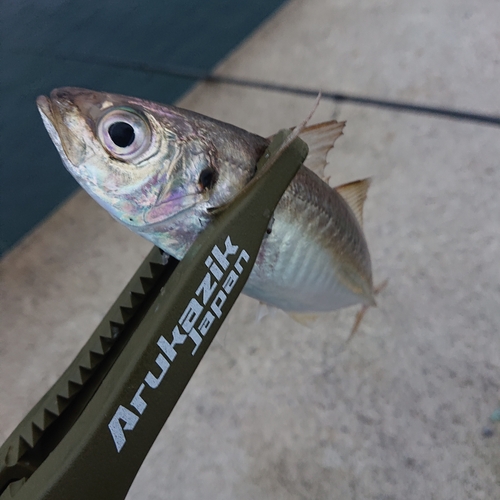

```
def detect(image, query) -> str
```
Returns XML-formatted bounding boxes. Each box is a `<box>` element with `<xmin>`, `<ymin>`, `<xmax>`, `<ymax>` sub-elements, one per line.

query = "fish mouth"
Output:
<box><xmin>36</xmin><ymin>88</ymin><xmax>80</xmax><ymax>131</ymax></box>
<box><xmin>36</xmin><ymin>94</ymin><xmax>53</xmax><ymax>122</ymax></box>
<box><xmin>36</xmin><ymin>88</ymin><xmax>89</xmax><ymax>166</ymax></box>
<box><xmin>36</xmin><ymin>94</ymin><xmax>63</xmax><ymax>149</ymax></box>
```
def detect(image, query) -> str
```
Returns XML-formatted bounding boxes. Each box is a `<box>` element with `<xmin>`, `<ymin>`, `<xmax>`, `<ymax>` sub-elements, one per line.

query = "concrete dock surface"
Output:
<box><xmin>1</xmin><ymin>0</ymin><xmax>500</xmax><ymax>498</ymax></box>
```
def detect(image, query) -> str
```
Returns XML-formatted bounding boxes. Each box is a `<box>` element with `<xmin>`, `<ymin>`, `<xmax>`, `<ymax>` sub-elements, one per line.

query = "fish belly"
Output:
<box><xmin>244</xmin><ymin>223</ymin><xmax>364</xmax><ymax>312</ymax></box>
<box><xmin>243</xmin><ymin>167</ymin><xmax>373</xmax><ymax>313</ymax></box>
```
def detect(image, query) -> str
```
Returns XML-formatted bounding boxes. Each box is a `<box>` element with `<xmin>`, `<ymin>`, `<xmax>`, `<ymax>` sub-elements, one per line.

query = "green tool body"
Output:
<box><xmin>0</xmin><ymin>131</ymin><xmax>308</xmax><ymax>500</ymax></box>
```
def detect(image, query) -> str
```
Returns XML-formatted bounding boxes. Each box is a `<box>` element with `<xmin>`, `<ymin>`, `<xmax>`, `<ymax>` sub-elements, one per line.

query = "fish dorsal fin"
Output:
<box><xmin>335</xmin><ymin>178</ymin><xmax>371</xmax><ymax>228</ymax></box>
<box><xmin>300</xmin><ymin>121</ymin><xmax>345</xmax><ymax>180</ymax></box>
<box><xmin>267</xmin><ymin>120</ymin><xmax>345</xmax><ymax>181</ymax></box>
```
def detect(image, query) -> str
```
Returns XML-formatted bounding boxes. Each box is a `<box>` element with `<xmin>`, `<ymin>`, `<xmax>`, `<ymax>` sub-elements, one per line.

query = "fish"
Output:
<box><xmin>36</xmin><ymin>87</ymin><xmax>375</xmax><ymax>320</ymax></box>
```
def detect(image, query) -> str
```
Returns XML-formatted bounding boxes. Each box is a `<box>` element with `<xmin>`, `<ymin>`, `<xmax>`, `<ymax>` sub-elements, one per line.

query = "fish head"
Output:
<box><xmin>37</xmin><ymin>87</ymin><xmax>268</xmax><ymax>255</ymax></box>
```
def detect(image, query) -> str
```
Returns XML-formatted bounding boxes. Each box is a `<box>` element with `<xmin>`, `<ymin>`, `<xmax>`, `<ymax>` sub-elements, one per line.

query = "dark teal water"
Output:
<box><xmin>0</xmin><ymin>0</ymin><xmax>286</xmax><ymax>255</ymax></box>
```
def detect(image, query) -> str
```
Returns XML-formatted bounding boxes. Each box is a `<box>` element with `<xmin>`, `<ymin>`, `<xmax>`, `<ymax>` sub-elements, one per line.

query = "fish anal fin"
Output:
<box><xmin>287</xmin><ymin>312</ymin><xmax>321</xmax><ymax>328</ymax></box>
<box><xmin>335</xmin><ymin>178</ymin><xmax>371</xmax><ymax>228</ymax></box>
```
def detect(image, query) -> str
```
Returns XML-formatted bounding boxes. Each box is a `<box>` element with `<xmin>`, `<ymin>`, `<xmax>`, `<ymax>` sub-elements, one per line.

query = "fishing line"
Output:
<box><xmin>25</xmin><ymin>50</ymin><xmax>500</xmax><ymax>128</ymax></box>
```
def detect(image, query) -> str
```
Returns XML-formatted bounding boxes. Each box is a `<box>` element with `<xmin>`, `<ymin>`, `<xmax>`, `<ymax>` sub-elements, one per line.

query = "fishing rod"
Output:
<box><xmin>35</xmin><ymin>50</ymin><xmax>500</xmax><ymax>128</ymax></box>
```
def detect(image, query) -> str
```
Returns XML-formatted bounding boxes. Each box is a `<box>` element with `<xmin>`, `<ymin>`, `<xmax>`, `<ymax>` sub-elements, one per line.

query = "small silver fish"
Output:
<box><xmin>37</xmin><ymin>87</ymin><xmax>374</xmax><ymax>319</ymax></box>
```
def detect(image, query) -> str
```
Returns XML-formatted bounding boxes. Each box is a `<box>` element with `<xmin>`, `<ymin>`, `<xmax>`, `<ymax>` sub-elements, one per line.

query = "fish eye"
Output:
<box><xmin>108</xmin><ymin>121</ymin><xmax>135</xmax><ymax>147</ymax></box>
<box><xmin>97</xmin><ymin>108</ymin><xmax>151</xmax><ymax>160</ymax></box>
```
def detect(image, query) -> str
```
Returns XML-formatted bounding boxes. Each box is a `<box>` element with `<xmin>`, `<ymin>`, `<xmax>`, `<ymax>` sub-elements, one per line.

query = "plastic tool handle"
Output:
<box><xmin>1</xmin><ymin>130</ymin><xmax>308</xmax><ymax>500</ymax></box>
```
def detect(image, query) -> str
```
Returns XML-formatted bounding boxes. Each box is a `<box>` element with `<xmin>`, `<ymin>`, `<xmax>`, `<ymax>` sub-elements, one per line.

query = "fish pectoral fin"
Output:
<box><xmin>300</xmin><ymin>121</ymin><xmax>345</xmax><ymax>181</ymax></box>
<box><xmin>334</xmin><ymin>178</ymin><xmax>371</xmax><ymax>228</ymax></box>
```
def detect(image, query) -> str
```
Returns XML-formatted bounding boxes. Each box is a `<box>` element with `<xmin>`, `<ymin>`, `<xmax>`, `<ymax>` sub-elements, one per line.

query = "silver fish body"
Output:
<box><xmin>247</xmin><ymin>165</ymin><xmax>373</xmax><ymax>312</ymax></box>
<box><xmin>37</xmin><ymin>87</ymin><xmax>374</xmax><ymax>314</ymax></box>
